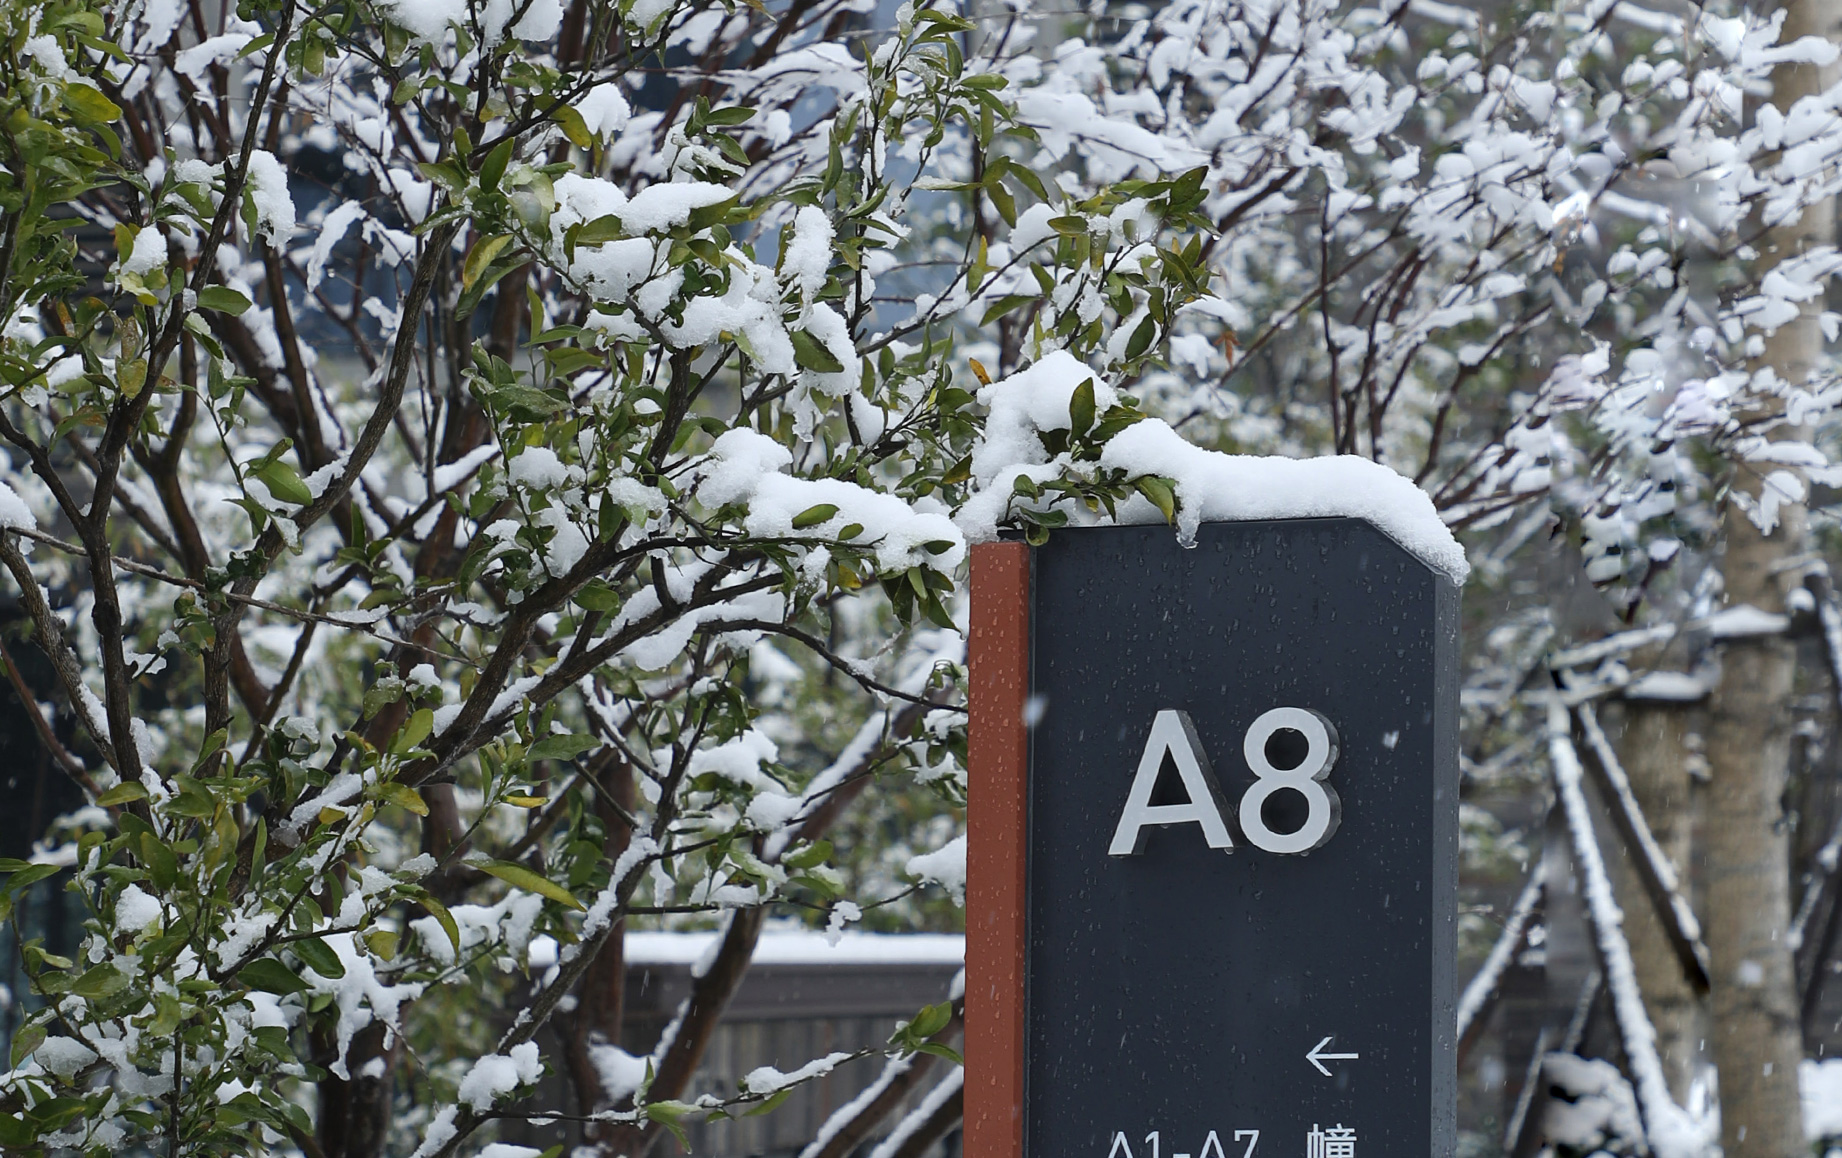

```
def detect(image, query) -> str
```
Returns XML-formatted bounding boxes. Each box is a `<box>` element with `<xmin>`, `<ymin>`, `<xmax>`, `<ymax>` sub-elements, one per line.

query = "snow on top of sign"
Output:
<box><xmin>959</xmin><ymin>351</ymin><xmax>1469</xmax><ymax>583</ymax></box>
<box><xmin>1102</xmin><ymin>422</ymin><xmax>1470</xmax><ymax>583</ymax></box>
<box><xmin>624</xmin><ymin>929</ymin><xmax>964</xmax><ymax>967</ymax></box>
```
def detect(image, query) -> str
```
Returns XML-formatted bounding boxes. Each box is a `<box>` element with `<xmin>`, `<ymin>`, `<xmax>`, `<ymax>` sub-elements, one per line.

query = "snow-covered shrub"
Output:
<box><xmin>0</xmin><ymin>0</ymin><xmax>1235</xmax><ymax>1152</ymax></box>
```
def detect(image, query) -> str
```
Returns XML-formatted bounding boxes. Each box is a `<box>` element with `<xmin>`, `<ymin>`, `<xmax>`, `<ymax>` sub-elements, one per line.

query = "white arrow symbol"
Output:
<box><xmin>1306</xmin><ymin>1036</ymin><xmax>1359</xmax><ymax>1077</ymax></box>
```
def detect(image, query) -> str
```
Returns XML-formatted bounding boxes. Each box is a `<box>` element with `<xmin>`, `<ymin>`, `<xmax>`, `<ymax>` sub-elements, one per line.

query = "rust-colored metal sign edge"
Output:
<box><xmin>966</xmin><ymin>540</ymin><xmax>1030</xmax><ymax>1158</ymax></box>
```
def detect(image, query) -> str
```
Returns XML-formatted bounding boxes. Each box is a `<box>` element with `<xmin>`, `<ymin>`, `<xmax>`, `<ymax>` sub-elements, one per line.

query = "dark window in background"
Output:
<box><xmin>0</xmin><ymin>603</ymin><xmax>86</xmax><ymax>1053</ymax></box>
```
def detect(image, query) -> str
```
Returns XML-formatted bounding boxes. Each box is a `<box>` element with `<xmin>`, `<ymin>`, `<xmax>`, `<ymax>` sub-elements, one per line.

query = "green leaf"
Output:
<box><xmin>10</xmin><ymin>1023</ymin><xmax>46</xmax><ymax>1070</ymax></box>
<box><xmin>915</xmin><ymin>8</ymin><xmax>976</xmax><ymax>31</ymax></box>
<box><xmin>117</xmin><ymin>359</ymin><xmax>147</xmax><ymax>397</ymax></box>
<box><xmin>980</xmin><ymin>294</ymin><xmax>1039</xmax><ymax>327</ymax></box>
<box><xmin>791</xmin><ymin>503</ymin><xmax>839</xmax><ymax>530</ymax></box>
<box><xmin>63</xmin><ymin>84</ymin><xmax>122</xmax><ymax>123</ymax></box>
<box><xmin>421</xmin><ymin>896</ymin><xmax>461</xmax><ymax>953</ymax></box>
<box><xmin>574</xmin><ymin>581</ymin><xmax>622</xmax><ymax>613</ymax></box>
<box><xmin>252</xmin><ymin>459</ymin><xmax>312</xmax><ymax>506</ymax></box>
<box><xmin>462</xmin><ymin>234</ymin><xmax>513</xmax><ymax>291</ymax></box>
<box><xmin>915</xmin><ymin>1041</ymin><xmax>965</xmax><ymax>1065</ymax></box>
<box><xmin>147</xmin><ymin>991</ymin><xmax>183</xmax><ymax>1035</ymax></box>
<box><xmin>456</xmin><ymin>256</ymin><xmax>529</xmax><ymax>323</ymax></box>
<box><xmin>2</xmin><ymin>863</ymin><xmax>61</xmax><ymax>896</ymax></box>
<box><xmin>1069</xmin><ymin>378</ymin><xmax>1096</xmax><ymax>435</ymax></box>
<box><xmin>192</xmin><ymin>728</ymin><xmax>231</xmax><ymax>775</ymax></box>
<box><xmin>1049</xmin><ymin>214</ymin><xmax>1088</xmax><ymax>236</ymax></box>
<box><xmin>477</xmin><ymin>381</ymin><xmax>566</xmax><ymax>421</ymax></box>
<box><xmin>25</xmin><ymin>947</ymin><xmax>73</xmax><ymax>971</ymax></box>
<box><xmin>792</xmin><ymin>872</ymin><xmax>839</xmax><ymax>898</ymax></box>
<box><xmin>530</xmin><ymin>324</ymin><xmax>584</xmax><ymax>344</ymax></box>
<box><xmin>909</xmin><ymin>1000</ymin><xmax>953</xmax><ymax>1038</ymax></box>
<box><xmin>248</xmin><ymin>818</ymin><xmax>268</xmax><ymax>893</ymax></box>
<box><xmin>686</xmin><ymin>196</ymin><xmax>740</xmax><ymax>232</ymax></box>
<box><xmin>1004</xmin><ymin>162</ymin><xmax>1050</xmax><ymax>203</ymax></box>
<box><xmin>704</xmin><ymin>105</ymin><xmax>757</xmax><ymax>126</ymax></box>
<box><xmin>292</xmin><ymin>936</ymin><xmax>345</xmax><ymax>979</ymax></box>
<box><xmin>529</xmin><ymin>733</ymin><xmax>597</xmax><ymax>763</ymax></box>
<box><xmin>197</xmin><ymin>286</ymin><xmax>252</xmax><ymax>315</ymax></box>
<box><xmin>136</xmin><ymin>832</ymin><xmax>177</xmax><ymax>891</ymax></box>
<box><xmin>418</xmin><ymin>160</ymin><xmax>469</xmax><ymax>195</ymax></box>
<box><xmin>476</xmin><ymin>859</ymin><xmax>585</xmax><ymax>911</ymax></box>
<box><xmin>1126</xmin><ymin>314</ymin><xmax>1157</xmax><ymax>360</ymax></box>
<box><xmin>546</xmin><ymin>347</ymin><xmax>602</xmax><ymax>377</ymax></box>
<box><xmin>790</xmin><ymin>329</ymin><xmax>845</xmax><ymax>374</ymax></box>
<box><xmin>399</xmin><ymin>707</ymin><xmax>434</xmax><ymax>751</ymax></box>
<box><xmin>986</xmin><ymin>180</ymin><xmax>1016</xmax><ymax>228</ymax></box>
<box><xmin>377</xmin><ymin>781</ymin><xmax>428</xmax><ymax>816</ymax></box>
<box><xmin>644</xmin><ymin>1099</ymin><xmax>697</xmax><ymax>1126</ymax></box>
<box><xmin>95</xmin><ymin>781</ymin><xmax>148</xmax><ymax>807</ymax></box>
<box><xmin>1135</xmin><ymin>476</ymin><xmax>1177</xmax><ymax>524</ymax></box>
<box><xmin>365</xmin><ymin>928</ymin><xmax>400</xmax><ymax>960</ymax></box>
<box><xmin>571</xmin><ymin>213</ymin><xmax>624</xmax><ymax>249</ymax></box>
<box><xmin>922</xmin><ymin>589</ymin><xmax>956</xmax><ymax>630</ymax></box>
<box><xmin>0</xmin><ymin>1108</ymin><xmax>36</xmax><ymax>1147</ymax></box>
<box><xmin>744</xmin><ymin>1088</ymin><xmax>795</xmax><ymax>1116</ymax></box>
<box><xmin>781</xmin><ymin>839</ymin><xmax>832</xmax><ymax>870</ymax></box>
<box><xmin>554</xmin><ymin>104</ymin><xmax>594</xmax><ymax>148</ymax></box>
<box><xmin>238</xmin><ymin>958</ymin><xmax>310</xmax><ymax>996</ymax></box>
<box><xmin>69</xmin><ymin>963</ymin><xmax>129</xmax><ymax>999</ymax></box>
<box><xmin>480</xmin><ymin>136</ymin><xmax>515</xmax><ymax>191</ymax></box>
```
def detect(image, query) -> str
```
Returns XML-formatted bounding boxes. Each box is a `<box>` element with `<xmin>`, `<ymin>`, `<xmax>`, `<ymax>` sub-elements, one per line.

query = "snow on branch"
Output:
<box><xmin>1545</xmin><ymin>701</ymin><xmax>1708</xmax><ymax>1158</ymax></box>
<box><xmin>800</xmin><ymin>1053</ymin><xmax>921</xmax><ymax>1158</ymax></box>
<box><xmin>866</xmin><ymin>1067</ymin><xmax>964</xmax><ymax>1158</ymax></box>
<box><xmin>1573</xmin><ymin>704</ymin><xmax>1711</xmax><ymax>993</ymax></box>
<box><xmin>1548</xmin><ymin>602</ymin><xmax>1798</xmax><ymax>679</ymax></box>
<box><xmin>1549</xmin><ymin>624</ymin><xmax>1681</xmax><ymax>671</ymax></box>
<box><xmin>1456</xmin><ymin>859</ymin><xmax>1544</xmax><ymax>1056</ymax></box>
<box><xmin>798</xmin><ymin>986</ymin><xmax>965</xmax><ymax>1158</ymax></box>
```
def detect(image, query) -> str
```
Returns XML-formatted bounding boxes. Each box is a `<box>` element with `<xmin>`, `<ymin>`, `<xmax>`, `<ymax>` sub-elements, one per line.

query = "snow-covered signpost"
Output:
<box><xmin>968</xmin><ymin>483</ymin><xmax>1465</xmax><ymax>1158</ymax></box>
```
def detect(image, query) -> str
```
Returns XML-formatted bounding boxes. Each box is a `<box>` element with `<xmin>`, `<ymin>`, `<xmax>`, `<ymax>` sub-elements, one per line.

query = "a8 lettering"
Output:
<box><xmin>1239</xmin><ymin>707</ymin><xmax>1340</xmax><ymax>854</ymax></box>
<box><xmin>1109</xmin><ymin>707</ymin><xmax>1342</xmax><ymax>856</ymax></box>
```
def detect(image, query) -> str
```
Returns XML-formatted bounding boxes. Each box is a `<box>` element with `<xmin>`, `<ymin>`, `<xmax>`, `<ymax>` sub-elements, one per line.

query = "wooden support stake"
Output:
<box><xmin>966</xmin><ymin>541</ymin><xmax>1029</xmax><ymax>1158</ymax></box>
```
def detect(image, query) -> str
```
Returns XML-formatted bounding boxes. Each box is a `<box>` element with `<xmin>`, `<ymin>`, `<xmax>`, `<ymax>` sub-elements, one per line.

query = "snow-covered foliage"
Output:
<box><xmin>0</xmin><ymin>0</ymin><xmax>1259</xmax><ymax>1150</ymax></box>
<box><xmin>2</xmin><ymin>0</ymin><xmax>1841</xmax><ymax>1151</ymax></box>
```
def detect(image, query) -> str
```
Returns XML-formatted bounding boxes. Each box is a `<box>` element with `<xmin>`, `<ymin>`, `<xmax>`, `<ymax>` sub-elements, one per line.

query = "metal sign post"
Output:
<box><xmin>969</xmin><ymin>518</ymin><xmax>1460</xmax><ymax>1158</ymax></box>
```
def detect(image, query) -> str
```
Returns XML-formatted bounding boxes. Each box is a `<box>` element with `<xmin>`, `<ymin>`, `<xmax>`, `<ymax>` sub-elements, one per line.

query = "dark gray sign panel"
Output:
<box><xmin>1025</xmin><ymin>518</ymin><xmax>1459</xmax><ymax>1158</ymax></box>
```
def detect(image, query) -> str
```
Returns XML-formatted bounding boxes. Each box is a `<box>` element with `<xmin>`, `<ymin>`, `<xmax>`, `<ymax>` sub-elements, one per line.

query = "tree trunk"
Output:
<box><xmin>1604</xmin><ymin>695</ymin><xmax>1704</xmax><ymax>1102</ymax></box>
<box><xmin>1706</xmin><ymin>621</ymin><xmax>1804</xmax><ymax>1157</ymax></box>
<box><xmin>1704</xmin><ymin>0</ymin><xmax>1839</xmax><ymax>1146</ymax></box>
